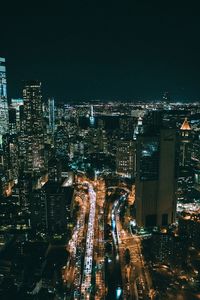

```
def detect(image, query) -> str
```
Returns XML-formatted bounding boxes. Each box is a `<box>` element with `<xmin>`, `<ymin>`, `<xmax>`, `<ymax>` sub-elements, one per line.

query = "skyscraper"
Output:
<box><xmin>177</xmin><ymin>118</ymin><xmax>193</xmax><ymax>204</ymax></box>
<box><xmin>20</xmin><ymin>81</ymin><xmax>44</xmax><ymax>174</ymax></box>
<box><xmin>0</xmin><ymin>57</ymin><xmax>9</xmax><ymax>144</ymax></box>
<box><xmin>48</xmin><ymin>98</ymin><xmax>55</xmax><ymax>135</ymax></box>
<box><xmin>10</xmin><ymin>98</ymin><xmax>24</xmax><ymax>133</ymax></box>
<box><xmin>179</xmin><ymin>117</ymin><xmax>192</xmax><ymax>169</ymax></box>
<box><xmin>136</xmin><ymin>129</ymin><xmax>177</xmax><ymax>227</ymax></box>
<box><xmin>89</xmin><ymin>105</ymin><xmax>95</xmax><ymax>126</ymax></box>
<box><xmin>116</xmin><ymin>140</ymin><xmax>136</xmax><ymax>178</ymax></box>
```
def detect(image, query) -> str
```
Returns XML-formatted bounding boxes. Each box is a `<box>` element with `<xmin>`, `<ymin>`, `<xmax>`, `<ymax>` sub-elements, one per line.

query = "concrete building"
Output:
<box><xmin>136</xmin><ymin>129</ymin><xmax>177</xmax><ymax>227</ymax></box>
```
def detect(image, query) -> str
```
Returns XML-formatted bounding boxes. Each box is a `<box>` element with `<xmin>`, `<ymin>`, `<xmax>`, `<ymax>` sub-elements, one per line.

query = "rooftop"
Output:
<box><xmin>180</xmin><ymin>118</ymin><xmax>191</xmax><ymax>130</ymax></box>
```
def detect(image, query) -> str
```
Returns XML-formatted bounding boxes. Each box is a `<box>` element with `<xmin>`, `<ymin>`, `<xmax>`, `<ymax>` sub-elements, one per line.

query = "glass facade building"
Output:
<box><xmin>0</xmin><ymin>57</ymin><xmax>9</xmax><ymax>144</ymax></box>
<box><xmin>21</xmin><ymin>81</ymin><xmax>45</xmax><ymax>173</ymax></box>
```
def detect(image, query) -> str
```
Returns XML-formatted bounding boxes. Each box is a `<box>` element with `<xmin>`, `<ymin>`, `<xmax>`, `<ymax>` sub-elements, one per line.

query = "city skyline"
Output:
<box><xmin>2</xmin><ymin>2</ymin><xmax>200</xmax><ymax>101</ymax></box>
<box><xmin>0</xmin><ymin>62</ymin><xmax>200</xmax><ymax>298</ymax></box>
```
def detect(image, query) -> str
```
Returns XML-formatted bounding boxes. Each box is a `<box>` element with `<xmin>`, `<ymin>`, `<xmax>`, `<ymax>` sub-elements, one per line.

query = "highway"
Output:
<box><xmin>112</xmin><ymin>194</ymin><xmax>133</xmax><ymax>300</ymax></box>
<box><xmin>108</xmin><ymin>187</ymin><xmax>153</xmax><ymax>300</ymax></box>
<box><xmin>63</xmin><ymin>189</ymin><xmax>87</xmax><ymax>299</ymax></box>
<box><xmin>105</xmin><ymin>191</ymin><xmax>126</xmax><ymax>300</ymax></box>
<box><xmin>94</xmin><ymin>179</ymin><xmax>106</xmax><ymax>300</ymax></box>
<box><xmin>64</xmin><ymin>176</ymin><xmax>107</xmax><ymax>300</ymax></box>
<box><xmin>80</xmin><ymin>183</ymin><xmax>96</xmax><ymax>299</ymax></box>
<box><xmin>63</xmin><ymin>179</ymin><xmax>153</xmax><ymax>300</ymax></box>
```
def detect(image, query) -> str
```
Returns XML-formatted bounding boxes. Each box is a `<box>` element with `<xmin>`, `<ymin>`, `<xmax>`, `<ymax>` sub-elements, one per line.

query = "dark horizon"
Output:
<box><xmin>2</xmin><ymin>1</ymin><xmax>200</xmax><ymax>101</ymax></box>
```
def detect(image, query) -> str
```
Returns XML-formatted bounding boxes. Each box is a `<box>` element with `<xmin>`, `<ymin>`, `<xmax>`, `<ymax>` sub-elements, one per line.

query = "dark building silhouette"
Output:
<box><xmin>30</xmin><ymin>181</ymin><xmax>73</xmax><ymax>235</ymax></box>
<box><xmin>136</xmin><ymin>128</ymin><xmax>177</xmax><ymax>227</ymax></box>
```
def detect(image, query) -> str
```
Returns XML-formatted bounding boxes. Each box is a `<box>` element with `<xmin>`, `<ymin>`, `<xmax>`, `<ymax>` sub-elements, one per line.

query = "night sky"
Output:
<box><xmin>2</xmin><ymin>1</ymin><xmax>200</xmax><ymax>102</ymax></box>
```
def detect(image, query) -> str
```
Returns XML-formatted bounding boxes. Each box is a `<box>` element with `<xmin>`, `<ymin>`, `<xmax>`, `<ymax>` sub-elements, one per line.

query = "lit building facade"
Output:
<box><xmin>2</xmin><ymin>134</ymin><xmax>19</xmax><ymax>182</ymax></box>
<box><xmin>0</xmin><ymin>57</ymin><xmax>9</xmax><ymax>144</ymax></box>
<box><xmin>116</xmin><ymin>140</ymin><xmax>136</xmax><ymax>178</ymax></box>
<box><xmin>20</xmin><ymin>81</ymin><xmax>45</xmax><ymax>174</ymax></box>
<box><xmin>179</xmin><ymin>212</ymin><xmax>200</xmax><ymax>249</ymax></box>
<box><xmin>179</xmin><ymin>118</ymin><xmax>192</xmax><ymax>169</ymax></box>
<box><xmin>10</xmin><ymin>98</ymin><xmax>24</xmax><ymax>133</ymax></box>
<box><xmin>176</xmin><ymin>118</ymin><xmax>193</xmax><ymax>203</ymax></box>
<box><xmin>48</xmin><ymin>98</ymin><xmax>55</xmax><ymax>135</ymax></box>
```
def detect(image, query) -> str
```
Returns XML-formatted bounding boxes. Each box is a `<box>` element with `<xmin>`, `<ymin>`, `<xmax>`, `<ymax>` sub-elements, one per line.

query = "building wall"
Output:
<box><xmin>136</xmin><ymin>129</ymin><xmax>177</xmax><ymax>227</ymax></box>
<box><xmin>157</xmin><ymin>129</ymin><xmax>177</xmax><ymax>225</ymax></box>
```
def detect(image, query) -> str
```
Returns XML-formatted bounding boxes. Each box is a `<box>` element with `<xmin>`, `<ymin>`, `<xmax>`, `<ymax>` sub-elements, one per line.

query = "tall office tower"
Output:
<box><xmin>85</xmin><ymin>127</ymin><xmax>107</xmax><ymax>154</ymax></box>
<box><xmin>136</xmin><ymin>129</ymin><xmax>177</xmax><ymax>227</ymax></box>
<box><xmin>2</xmin><ymin>133</ymin><xmax>19</xmax><ymax>183</ymax></box>
<box><xmin>89</xmin><ymin>104</ymin><xmax>95</xmax><ymax>126</ymax></box>
<box><xmin>48</xmin><ymin>156</ymin><xmax>62</xmax><ymax>182</ymax></box>
<box><xmin>48</xmin><ymin>98</ymin><xmax>55</xmax><ymax>135</ymax></box>
<box><xmin>179</xmin><ymin>118</ymin><xmax>192</xmax><ymax>169</ymax></box>
<box><xmin>8</xmin><ymin>108</ymin><xmax>17</xmax><ymax>135</ymax></box>
<box><xmin>192</xmin><ymin>139</ymin><xmax>200</xmax><ymax>167</ymax></box>
<box><xmin>21</xmin><ymin>81</ymin><xmax>44</xmax><ymax>173</ymax></box>
<box><xmin>192</xmin><ymin>139</ymin><xmax>200</xmax><ymax>192</ymax></box>
<box><xmin>116</xmin><ymin>140</ymin><xmax>136</xmax><ymax>178</ymax></box>
<box><xmin>0</xmin><ymin>57</ymin><xmax>9</xmax><ymax>144</ymax></box>
<box><xmin>119</xmin><ymin>117</ymin><xmax>135</xmax><ymax>139</ymax></box>
<box><xmin>133</xmin><ymin>116</ymin><xmax>143</xmax><ymax>139</ymax></box>
<box><xmin>90</xmin><ymin>105</ymin><xmax>93</xmax><ymax>117</ymax></box>
<box><xmin>10</xmin><ymin>98</ymin><xmax>24</xmax><ymax>133</ymax></box>
<box><xmin>18</xmin><ymin>172</ymin><xmax>33</xmax><ymax>209</ymax></box>
<box><xmin>177</xmin><ymin>118</ymin><xmax>193</xmax><ymax>203</ymax></box>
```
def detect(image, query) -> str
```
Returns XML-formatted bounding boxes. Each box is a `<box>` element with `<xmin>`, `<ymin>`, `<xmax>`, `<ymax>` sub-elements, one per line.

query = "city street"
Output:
<box><xmin>80</xmin><ymin>182</ymin><xmax>96</xmax><ymax>299</ymax></box>
<box><xmin>63</xmin><ymin>178</ymin><xmax>154</xmax><ymax>300</ymax></box>
<box><xmin>63</xmin><ymin>176</ymin><xmax>107</xmax><ymax>300</ymax></box>
<box><xmin>118</xmin><ymin>227</ymin><xmax>153</xmax><ymax>300</ymax></box>
<box><xmin>94</xmin><ymin>179</ymin><xmax>106</xmax><ymax>300</ymax></box>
